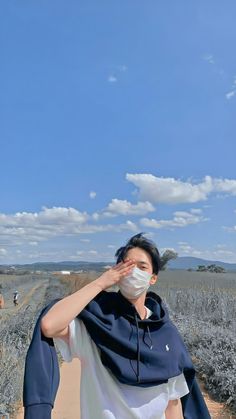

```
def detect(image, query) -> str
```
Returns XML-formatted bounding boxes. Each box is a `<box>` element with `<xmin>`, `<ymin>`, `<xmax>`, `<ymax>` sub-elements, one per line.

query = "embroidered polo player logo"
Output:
<box><xmin>165</xmin><ymin>344</ymin><xmax>170</xmax><ymax>351</ymax></box>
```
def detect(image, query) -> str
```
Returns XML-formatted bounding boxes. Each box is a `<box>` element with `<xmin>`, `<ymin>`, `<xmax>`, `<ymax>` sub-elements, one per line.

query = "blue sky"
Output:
<box><xmin>0</xmin><ymin>0</ymin><xmax>236</xmax><ymax>264</ymax></box>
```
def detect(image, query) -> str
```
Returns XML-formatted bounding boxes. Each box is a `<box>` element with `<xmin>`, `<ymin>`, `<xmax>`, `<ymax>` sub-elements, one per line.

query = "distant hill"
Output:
<box><xmin>1</xmin><ymin>256</ymin><xmax>236</xmax><ymax>273</ymax></box>
<box><xmin>167</xmin><ymin>256</ymin><xmax>236</xmax><ymax>272</ymax></box>
<box><xmin>0</xmin><ymin>261</ymin><xmax>111</xmax><ymax>273</ymax></box>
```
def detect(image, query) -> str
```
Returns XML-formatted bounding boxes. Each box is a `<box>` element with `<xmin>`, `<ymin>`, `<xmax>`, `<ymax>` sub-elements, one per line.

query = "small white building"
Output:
<box><xmin>60</xmin><ymin>270</ymin><xmax>71</xmax><ymax>275</ymax></box>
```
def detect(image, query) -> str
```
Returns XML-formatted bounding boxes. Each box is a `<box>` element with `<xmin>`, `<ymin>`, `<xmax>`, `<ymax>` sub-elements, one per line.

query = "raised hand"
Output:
<box><xmin>95</xmin><ymin>260</ymin><xmax>135</xmax><ymax>291</ymax></box>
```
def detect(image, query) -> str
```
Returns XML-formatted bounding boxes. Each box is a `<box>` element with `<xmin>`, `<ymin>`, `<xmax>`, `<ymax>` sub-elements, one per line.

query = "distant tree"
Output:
<box><xmin>196</xmin><ymin>265</ymin><xmax>208</xmax><ymax>272</ymax></box>
<box><xmin>160</xmin><ymin>250</ymin><xmax>178</xmax><ymax>270</ymax></box>
<box><xmin>207</xmin><ymin>264</ymin><xmax>216</xmax><ymax>272</ymax></box>
<box><xmin>208</xmin><ymin>265</ymin><xmax>226</xmax><ymax>273</ymax></box>
<box><xmin>215</xmin><ymin>266</ymin><xmax>226</xmax><ymax>273</ymax></box>
<box><xmin>196</xmin><ymin>264</ymin><xmax>226</xmax><ymax>273</ymax></box>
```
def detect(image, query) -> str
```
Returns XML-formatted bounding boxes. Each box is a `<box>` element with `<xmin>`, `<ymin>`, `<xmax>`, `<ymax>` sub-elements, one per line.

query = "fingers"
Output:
<box><xmin>112</xmin><ymin>261</ymin><xmax>123</xmax><ymax>270</ymax></box>
<box><xmin>118</xmin><ymin>263</ymin><xmax>135</xmax><ymax>274</ymax></box>
<box><xmin>113</xmin><ymin>259</ymin><xmax>135</xmax><ymax>271</ymax></box>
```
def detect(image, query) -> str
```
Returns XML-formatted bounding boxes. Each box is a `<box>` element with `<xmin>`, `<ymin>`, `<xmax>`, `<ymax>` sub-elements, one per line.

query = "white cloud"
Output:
<box><xmin>92</xmin><ymin>212</ymin><xmax>100</xmax><ymax>221</ymax></box>
<box><xmin>126</xmin><ymin>173</ymin><xmax>212</xmax><ymax>203</ymax></box>
<box><xmin>71</xmin><ymin>250</ymin><xmax>114</xmax><ymax>262</ymax></box>
<box><xmin>102</xmin><ymin>199</ymin><xmax>155</xmax><ymax>217</ymax></box>
<box><xmin>203</xmin><ymin>54</ymin><xmax>215</xmax><ymax>65</ymax></box>
<box><xmin>213</xmin><ymin>249</ymin><xmax>234</xmax><ymax>256</ymax></box>
<box><xmin>113</xmin><ymin>220</ymin><xmax>139</xmax><ymax>233</ymax></box>
<box><xmin>27</xmin><ymin>250</ymin><xmax>68</xmax><ymax>260</ymax></box>
<box><xmin>88</xmin><ymin>250</ymin><xmax>98</xmax><ymax>255</ymax></box>
<box><xmin>223</xmin><ymin>225</ymin><xmax>236</xmax><ymax>233</ymax></box>
<box><xmin>0</xmin><ymin>206</ymin><xmax>111</xmax><ymax>243</ymax></box>
<box><xmin>225</xmin><ymin>75</ymin><xmax>236</xmax><ymax>100</ymax></box>
<box><xmin>0</xmin><ymin>248</ymin><xmax>7</xmax><ymax>256</ymax></box>
<box><xmin>0</xmin><ymin>206</ymin><xmax>143</xmax><ymax>251</ymax></box>
<box><xmin>80</xmin><ymin>239</ymin><xmax>91</xmax><ymax>243</ymax></box>
<box><xmin>107</xmin><ymin>244</ymin><xmax>116</xmax><ymax>249</ymax></box>
<box><xmin>226</xmin><ymin>91</ymin><xmax>235</xmax><ymax>100</ymax></box>
<box><xmin>213</xmin><ymin>178</ymin><xmax>236</xmax><ymax>195</ymax></box>
<box><xmin>190</xmin><ymin>208</ymin><xmax>202</xmax><ymax>214</ymax></box>
<box><xmin>178</xmin><ymin>244</ymin><xmax>193</xmax><ymax>252</ymax></box>
<box><xmin>108</xmin><ymin>75</ymin><xmax>117</xmax><ymax>83</ymax></box>
<box><xmin>126</xmin><ymin>173</ymin><xmax>236</xmax><ymax>204</ymax></box>
<box><xmin>122</xmin><ymin>220</ymin><xmax>138</xmax><ymax>232</ymax></box>
<box><xmin>140</xmin><ymin>209</ymin><xmax>208</xmax><ymax>230</ymax></box>
<box><xmin>160</xmin><ymin>247</ymin><xmax>177</xmax><ymax>254</ymax></box>
<box><xmin>107</xmin><ymin>64</ymin><xmax>127</xmax><ymax>83</ymax></box>
<box><xmin>177</xmin><ymin>242</ymin><xmax>235</xmax><ymax>263</ymax></box>
<box><xmin>89</xmin><ymin>191</ymin><xmax>97</xmax><ymax>199</ymax></box>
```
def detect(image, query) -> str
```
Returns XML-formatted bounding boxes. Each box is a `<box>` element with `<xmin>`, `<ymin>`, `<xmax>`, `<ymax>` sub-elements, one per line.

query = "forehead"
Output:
<box><xmin>125</xmin><ymin>247</ymin><xmax>152</xmax><ymax>266</ymax></box>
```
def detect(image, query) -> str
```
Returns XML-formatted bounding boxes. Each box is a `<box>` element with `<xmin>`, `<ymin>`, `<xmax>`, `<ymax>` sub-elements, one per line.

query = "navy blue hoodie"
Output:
<box><xmin>23</xmin><ymin>291</ymin><xmax>211</xmax><ymax>418</ymax></box>
<box><xmin>23</xmin><ymin>298</ymin><xmax>61</xmax><ymax>418</ymax></box>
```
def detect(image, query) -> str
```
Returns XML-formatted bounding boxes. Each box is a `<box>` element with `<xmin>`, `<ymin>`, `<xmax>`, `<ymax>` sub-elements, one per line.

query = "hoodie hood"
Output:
<box><xmin>78</xmin><ymin>290</ymin><xmax>194</xmax><ymax>388</ymax></box>
<box><xmin>116</xmin><ymin>289</ymin><xmax>167</xmax><ymax>324</ymax></box>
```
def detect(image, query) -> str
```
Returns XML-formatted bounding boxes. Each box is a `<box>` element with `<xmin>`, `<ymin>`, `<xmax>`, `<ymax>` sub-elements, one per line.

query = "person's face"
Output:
<box><xmin>124</xmin><ymin>247</ymin><xmax>158</xmax><ymax>285</ymax></box>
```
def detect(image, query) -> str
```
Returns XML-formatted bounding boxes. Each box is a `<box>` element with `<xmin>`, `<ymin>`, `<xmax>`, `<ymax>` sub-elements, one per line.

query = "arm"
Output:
<box><xmin>40</xmin><ymin>260</ymin><xmax>135</xmax><ymax>338</ymax></box>
<box><xmin>165</xmin><ymin>399</ymin><xmax>184</xmax><ymax>419</ymax></box>
<box><xmin>41</xmin><ymin>280</ymin><xmax>102</xmax><ymax>339</ymax></box>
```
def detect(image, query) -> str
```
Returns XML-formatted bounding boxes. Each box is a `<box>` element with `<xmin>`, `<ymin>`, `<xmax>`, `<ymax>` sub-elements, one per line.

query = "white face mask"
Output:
<box><xmin>118</xmin><ymin>266</ymin><xmax>152</xmax><ymax>300</ymax></box>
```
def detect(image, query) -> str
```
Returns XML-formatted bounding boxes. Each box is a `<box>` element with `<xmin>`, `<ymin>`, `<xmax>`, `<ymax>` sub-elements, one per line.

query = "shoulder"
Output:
<box><xmin>89</xmin><ymin>290</ymin><xmax>120</xmax><ymax>314</ymax></box>
<box><xmin>93</xmin><ymin>290</ymin><xmax>118</xmax><ymax>303</ymax></box>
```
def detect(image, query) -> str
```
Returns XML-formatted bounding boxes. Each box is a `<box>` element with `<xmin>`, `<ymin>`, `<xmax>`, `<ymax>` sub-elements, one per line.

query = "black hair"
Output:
<box><xmin>115</xmin><ymin>232</ymin><xmax>161</xmax><ymax>274</ymax></box>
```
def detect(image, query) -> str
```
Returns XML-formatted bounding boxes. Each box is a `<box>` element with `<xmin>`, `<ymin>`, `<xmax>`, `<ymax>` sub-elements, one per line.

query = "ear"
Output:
<box><xmin>150</xmin><ymin>274</ymin><xmax>158</xmax><ymax>285</ymax></box>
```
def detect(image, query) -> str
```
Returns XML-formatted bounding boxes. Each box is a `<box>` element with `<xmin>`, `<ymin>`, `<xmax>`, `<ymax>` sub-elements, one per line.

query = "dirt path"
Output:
<box><xmin>52</xmin><ymin>359</ymin><xmax>81</xmax><ymax>419</ymax></box>
<box><xmin>16</xmin><ymin>359</ymin><xmax>81</xmax><ymax>419</ymax></box>
<box><xmin>0</xmin><ymin>277</ymin><xmax>49</xmax><ymax>317</ymax></box>
<box><xmin>199</xmin><ymin>383</ymin><xmax>235</xmax><ymax>419</ymax></box>
<box><xmin>16</xmin><ymin>359</ymin><xmax>235</xmax><ymax>419</ymax></box>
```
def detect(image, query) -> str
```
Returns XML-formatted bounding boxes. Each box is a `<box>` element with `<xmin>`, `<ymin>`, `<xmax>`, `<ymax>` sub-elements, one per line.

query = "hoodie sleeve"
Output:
<box><xmin>23</xmin><ymin>299</ymin><xmax>61</xmax><ymax>417</ymax></box>
<box><xmin>53</xmin><ymin>318</ymin><xmax>84</xmax><ymax>362</ymax></box>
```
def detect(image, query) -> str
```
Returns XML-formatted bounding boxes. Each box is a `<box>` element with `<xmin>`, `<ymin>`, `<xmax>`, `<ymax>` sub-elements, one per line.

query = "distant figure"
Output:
<box><xmin>0</xmin><ymin>293</ymin><xmax>4</xmax><ymax>309</ymax></box>
<box><xmin>13</xmin><ymin>291</ymin><xmax>19</xmax><ymax>306</ymax></box>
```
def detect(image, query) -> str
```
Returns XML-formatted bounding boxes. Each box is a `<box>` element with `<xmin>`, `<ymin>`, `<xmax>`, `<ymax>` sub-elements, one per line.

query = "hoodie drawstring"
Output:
<box><xmin>133</xmin><ymin>314</ymin><xmax>153</xmax><ymax>383</ymax></box>
<box><xmin>144</xmin><ymin>325</ymin><xmax>153</xmax><ymax>350</ymax></box>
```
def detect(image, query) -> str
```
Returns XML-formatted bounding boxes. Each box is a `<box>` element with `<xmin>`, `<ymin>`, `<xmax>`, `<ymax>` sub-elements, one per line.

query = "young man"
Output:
<box><xmin>41</xmin><ymin>233</ymin><xmax>210</xmax><ymax>419</ymax></box>
<box><xmin>13</xmin><ymin>290</ymin><xmax>19</xmax><ymax>306</ymax></box>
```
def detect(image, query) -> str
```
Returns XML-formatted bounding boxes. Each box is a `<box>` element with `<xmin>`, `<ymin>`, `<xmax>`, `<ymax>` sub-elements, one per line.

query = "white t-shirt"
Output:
<box><xmin>53</xmin><ymin>307</ymin><xmax>189</xmax><ymax>419</ymax></box>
